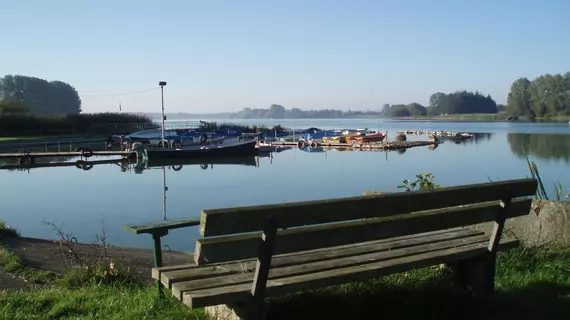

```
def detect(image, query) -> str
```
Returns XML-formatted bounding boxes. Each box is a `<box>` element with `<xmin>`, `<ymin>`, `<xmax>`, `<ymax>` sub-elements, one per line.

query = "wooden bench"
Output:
<box><xmin>152</xmin><ymin>178</ymin><xmax>537</xmax><ymax>320</ymax></box>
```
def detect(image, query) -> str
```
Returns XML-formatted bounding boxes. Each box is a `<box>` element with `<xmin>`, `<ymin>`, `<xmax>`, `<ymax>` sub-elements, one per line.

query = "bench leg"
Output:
<box><xmin>152</xmin><ymin>233</ymin><xmax>164</xmax><ymax>298</ymax></box>
<box><xmin>449</xmin><ymin>252</ymin><xmax>496</xmax><ymax>296</ymax></box>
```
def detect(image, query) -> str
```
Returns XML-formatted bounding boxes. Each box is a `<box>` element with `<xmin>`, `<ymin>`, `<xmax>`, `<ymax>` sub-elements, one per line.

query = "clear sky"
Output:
<box><xmin>2</xmin><ymin>0</ymin><xmax>569</xmax><ymax>113</ymax></box>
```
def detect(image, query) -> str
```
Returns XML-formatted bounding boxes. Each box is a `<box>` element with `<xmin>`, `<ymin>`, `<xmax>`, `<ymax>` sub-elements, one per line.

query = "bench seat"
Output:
<box><xmin>154</xmin><ymin>227</ymin><xmax>518</xmax><ymax>308</ymax></box>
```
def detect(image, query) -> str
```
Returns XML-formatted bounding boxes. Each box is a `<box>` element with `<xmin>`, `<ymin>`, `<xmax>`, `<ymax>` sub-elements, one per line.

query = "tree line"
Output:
<box><xmin>506</xmin><ymin>71</ymin><xmax>570</xmax><ymax>119</ymax></box>
<box><xmin>230</xmin><ymin>104</ymin><xmax>381</xmax><ymax>119</ymax></box>
<box><xmin>0</xmin><ymin>75</ymin><xmax>82</xmax><ymax>115</ymax></box>
<box><xmin>382</xmin><ymin>91</ymin><xmax>498</xmax><ymax>117</ymax></box>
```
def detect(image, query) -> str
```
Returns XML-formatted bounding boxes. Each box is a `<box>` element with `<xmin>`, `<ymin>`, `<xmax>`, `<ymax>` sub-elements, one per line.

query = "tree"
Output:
<box><xmin>0</xmin><ymin>75</ymin><xmax>82</xmax><ymax>115</ymax></box>
<box><xmin>506</xmin><ymin>71</ymin><xmax>570</xmax><ymax>118</ymax></box>
<box><xmin>267</xmin><ymin>104</ymin><xmax>286</xmax><ymax>118</ymax></box>
<box><xmin>386</xmin><ymin>104</ymin><xmax>411</xmax><ymax>117</ymax></box>
<box><xmin>406</xmin><ymin>103</ymin><xmax>427</xmax><ymax>116</ymax></box>
<box><xmin>49</xmin><ymin>81</ymin><xmax>82</xmax><ymax>114</ymax></box>
<box><xmin>381</xmin><ymin>104</ymin><xmax>391</xmax><ymax>114</ymax></box>
<box><xmin>0</xmin><ymin>99</ymin><xmax>32</xmax><ymax>117</ymax></box>
<box><xmin>426</xmin><ymin>91</ymin><xmax>497</xmax><ymax>115</ymax></box>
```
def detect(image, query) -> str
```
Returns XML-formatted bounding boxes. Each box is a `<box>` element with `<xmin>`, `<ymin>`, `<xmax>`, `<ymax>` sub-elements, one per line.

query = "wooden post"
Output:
<box><xmin>484</xmin><ymin>190</ymin><xmax>512</xmax><ymax>292</ymax></box>
<box><xmin>249</xmin><ymin>217</ymin><xmax>278</xmax><ymax>320</ymax></box>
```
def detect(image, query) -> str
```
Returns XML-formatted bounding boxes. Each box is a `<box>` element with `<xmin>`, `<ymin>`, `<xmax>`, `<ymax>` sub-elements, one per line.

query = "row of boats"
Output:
<box><xmin>113</xmin><ymin>127</ymin><xmax>386</xmax><ymax>146</ymax></box>
<box><xmin>113</xmin><ymin>126</ymin><xmax>389</xmax><ymax>160</ymax></box>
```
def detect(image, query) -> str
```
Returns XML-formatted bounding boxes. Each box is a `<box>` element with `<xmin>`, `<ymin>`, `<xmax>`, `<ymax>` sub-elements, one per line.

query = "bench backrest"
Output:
<box><xmin>194</xmin><ymin>178</ymin><xmax>537</xmax><ymax>265</ymax></box>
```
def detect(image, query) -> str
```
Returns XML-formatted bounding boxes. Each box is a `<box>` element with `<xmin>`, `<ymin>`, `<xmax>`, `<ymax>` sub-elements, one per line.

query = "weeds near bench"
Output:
<box><xmin>42</xmin><ymin>216</ymin><xmax>135</xmax><ymax>288</ymax></box>
<box><xmin>398</xmin><ymin>172</ymin><xmax>442</xmax><ymax>191</ymax></box>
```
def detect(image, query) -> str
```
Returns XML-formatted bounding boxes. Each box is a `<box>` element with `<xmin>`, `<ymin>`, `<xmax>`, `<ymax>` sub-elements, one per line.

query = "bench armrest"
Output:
<box><xmin>123</xmin><ymin>218</ymin><xmax>201</xmax><ymax>236</ymax></box>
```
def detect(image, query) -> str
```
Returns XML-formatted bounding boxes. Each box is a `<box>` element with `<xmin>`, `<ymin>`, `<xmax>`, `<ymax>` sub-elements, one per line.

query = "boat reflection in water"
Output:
<box><xmin>133</xmin><ymin>156</ymin><xmax>259</xmax><ymax>174</ymax></box>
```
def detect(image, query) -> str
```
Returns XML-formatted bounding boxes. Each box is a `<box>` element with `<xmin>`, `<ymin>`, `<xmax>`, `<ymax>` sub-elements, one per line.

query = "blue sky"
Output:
<box><xmin>2</xmin><ymin>0</ymin><xmax>569</xmax><ymax>113</ymax></box>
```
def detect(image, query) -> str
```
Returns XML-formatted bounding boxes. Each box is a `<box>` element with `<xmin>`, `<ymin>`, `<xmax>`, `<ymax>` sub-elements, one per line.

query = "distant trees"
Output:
<box><xmin>0</xmin><ymin>75</ymin><xmax>82</xmax><ymax>115</ymax></box>
<box><xmin>383</xmin><ymin>103</ymin><xmax>428</xmax><ymax>117</ymax></box>
<box><xmin>231</xmin><ymin>104</ymin><xmax>377</xmax><ymax>119</ymax></box>
<box><xmin>506</xmin><ymin>72</ymin><xmax>570</xmax><ymax>118</ymax></box>
<box><xmin>427</xmin><ymin>91</ymin><xmax>498</xmax><ymax>115</ymax></box>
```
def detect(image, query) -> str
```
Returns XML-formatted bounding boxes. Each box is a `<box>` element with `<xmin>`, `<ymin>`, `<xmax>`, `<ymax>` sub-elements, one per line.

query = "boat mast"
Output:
<box><xmin>159</xmin><ymin>81</ymin><xmax>167</xmax><ymax>147</ymax></box>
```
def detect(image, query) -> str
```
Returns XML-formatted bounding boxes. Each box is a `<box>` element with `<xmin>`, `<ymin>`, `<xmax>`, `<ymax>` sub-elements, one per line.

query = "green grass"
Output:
<box><xmin>1</xmin><ymin>246</ymin><xmax>569</xmax><ymax>319</ymax></box>
<box><xmin>266</xmin><ymin>247</ymin><xmax>570</xmax><ymax>319</ymax></box>
<box><xmin>0</xmin><ymin>134</ymin><xmax>85</xmax><ymax>142</ymax></box>
<box><xmin>0</xmin><ymin>244</ymin><xmax>58</xmax><ymax>285</ymax></box>
<box><xmin>0</xmin><ymin>285</ymin><xmax>206</xmax><ymax>320</ymax></box>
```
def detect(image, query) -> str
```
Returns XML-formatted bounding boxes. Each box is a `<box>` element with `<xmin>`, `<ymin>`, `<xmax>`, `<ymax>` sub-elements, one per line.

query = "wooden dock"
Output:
<box><xmin>0</xmin><ymin>158</ymin><xmax>129</xmax><ymax>170</ymax></box>
<box><xmin>262</xmin><ymin>140</ymin><xmax>437</xmax><ymax>151</ymax></box>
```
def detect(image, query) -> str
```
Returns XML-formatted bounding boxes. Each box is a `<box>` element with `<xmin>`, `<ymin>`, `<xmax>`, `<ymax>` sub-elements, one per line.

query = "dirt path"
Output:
<box><xmin>0</xmin><ymin>236</ymin><xmax>194</xmax><ymax>290</ymax></box>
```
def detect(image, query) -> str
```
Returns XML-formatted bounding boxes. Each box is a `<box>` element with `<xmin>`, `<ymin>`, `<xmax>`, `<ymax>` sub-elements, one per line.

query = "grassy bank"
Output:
<box><xmin>1</xmin><ymin>235</ymin><xmax>569</xmax><ymax>319</ymax></box>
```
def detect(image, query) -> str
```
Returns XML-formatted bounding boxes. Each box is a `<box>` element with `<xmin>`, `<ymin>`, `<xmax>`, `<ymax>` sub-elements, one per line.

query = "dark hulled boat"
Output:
<box><xmin>143</xmin><ymin>139</ymin><xmax>258</xmax><ymax>159</ymax></box>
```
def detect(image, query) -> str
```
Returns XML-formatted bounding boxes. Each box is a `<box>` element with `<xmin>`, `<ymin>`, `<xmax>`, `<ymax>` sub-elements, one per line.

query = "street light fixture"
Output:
<box><xmin>159</xmin><ymin>81</ymin><xmax>167</xmax><ymax>147</ymax></box>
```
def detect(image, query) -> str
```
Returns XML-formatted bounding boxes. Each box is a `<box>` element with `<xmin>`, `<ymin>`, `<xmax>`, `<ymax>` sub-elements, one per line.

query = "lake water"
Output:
<box><xmin>1</xmin><ymin>119</ymin><xmax>569</xmax><ymax>252</ymax></box>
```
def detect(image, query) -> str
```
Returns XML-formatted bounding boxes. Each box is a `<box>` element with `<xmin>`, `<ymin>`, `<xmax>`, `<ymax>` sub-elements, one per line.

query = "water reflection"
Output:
<box><xmin>133</xmin><ymin>156</ymin><xmax>260</xmax><ymax>173</ymax></box>
<box><xmin>0</xmin><ymin>157</ymin><xmax>129</xmax><ymax>172</ymax></box>
<box><xmin>129</xmin><ymin>156</ymin><xmax>261</xmax><ymax>220</ymax></box>
<box><xmin>508</xmin><ymin>133</ymin><xmax>570</xmax><ymax>162</ymax></box>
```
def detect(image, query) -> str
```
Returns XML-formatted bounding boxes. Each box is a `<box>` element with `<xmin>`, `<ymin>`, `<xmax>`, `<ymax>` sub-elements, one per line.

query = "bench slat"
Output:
<box><xmin>152</xmin><ymin>228</ymin><xmax>479</xmax><ymax>283</ymax></box>
<box><xmin>200</xmin><ymin>178</ymin><xmax>537</xmax><ymax>237</ymax></box>
<box><xmin>195</xmin><ymin>199</ymin><xmax>532</xmax><ymax>264</ymax></box>
<box><xmin>174</xmin><ymin>235</ymin><xmax>490</xmax><ymax>299</ymax></box>
<box><xmin>160</xmin><ymin>228</ymin><xmax>482</xmax><ymax>288</ymax></box>
<box><xmin>182</xmin><ymin>238</ymin><xmax>519</xmax><ymax>308</ymax></box>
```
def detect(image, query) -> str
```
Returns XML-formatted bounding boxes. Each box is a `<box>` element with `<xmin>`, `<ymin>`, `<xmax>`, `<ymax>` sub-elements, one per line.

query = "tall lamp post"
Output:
<box><xmin>159</xmin><ymin>81</ymin><xmax>167</xmax><ymax>147</ymax></box>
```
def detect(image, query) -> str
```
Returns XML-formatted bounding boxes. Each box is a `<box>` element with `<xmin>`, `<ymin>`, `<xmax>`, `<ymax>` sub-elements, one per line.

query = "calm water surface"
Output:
<box><xmin>1</xmin><ymin>119</ymin><xmax>569</xmax><ymax>252</ymax></box>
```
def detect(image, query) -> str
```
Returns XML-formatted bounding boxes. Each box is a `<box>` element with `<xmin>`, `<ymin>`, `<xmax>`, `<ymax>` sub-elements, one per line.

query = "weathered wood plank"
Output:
<box><xmin>171</xmin><ymin>234</ymin><xmax>492</xmax><ymax>299</ymax></box>
<box><xmin>200</xmin><ymin>178</ymin><xmax>537</xmax><ymax>237</ymax></box>
<box><xmin>160</xmin><ymin>228</ymin><xmax>482</xmax><ymax>287</ymax></box>
<box><xmin>153</xmin><ymin>228</ymin><xmax>480</xmax><ymax>284</ymax></box>
<box><xmin>123</xmin><ymin>218</ymin><xmax>200</xmax><ymax>235</ymax></box>
<box><xmin>183</xmin><ymin>239</ymin><xmax>519</xmax><ymax>308</ymax></box>
<box><xmin>152</xmin><ymin>263</ymin><xmax>197</xmax><ymax>281</ymax></box>
<box><xmin>195</xmin><ymin>199</ymin><xmax>532</xmax><ymax>264</ymax></box>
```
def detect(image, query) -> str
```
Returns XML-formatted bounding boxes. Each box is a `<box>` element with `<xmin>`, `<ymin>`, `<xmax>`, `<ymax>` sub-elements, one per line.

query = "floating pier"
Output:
<box><xmin>0</xmin><ymin>158</ymin><xmax>129</xmax><ymax>171</ymax></box>
<box><xmin>260</xmin><ymin>139</ymin><xmax>437</xmax><ymax>151</ymax></box>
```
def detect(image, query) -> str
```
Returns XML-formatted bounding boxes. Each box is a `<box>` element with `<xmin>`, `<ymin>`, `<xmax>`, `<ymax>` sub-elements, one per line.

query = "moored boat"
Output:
<box><xmin>142</xmin><ymin>139</ymin><xmax>258</xmax><ymax>159</ymax></box>
<box><xmin>345</xmin><ymin>132</ymin><xmax>387</xmax><ymax>143</ymax></box>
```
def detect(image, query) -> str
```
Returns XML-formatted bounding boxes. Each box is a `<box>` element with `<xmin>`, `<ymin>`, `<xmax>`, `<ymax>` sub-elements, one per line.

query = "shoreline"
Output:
<box><xmin>0</xmin><ymin>235</ymin><xmax>193</xmax><ymax>290</ymax></box>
